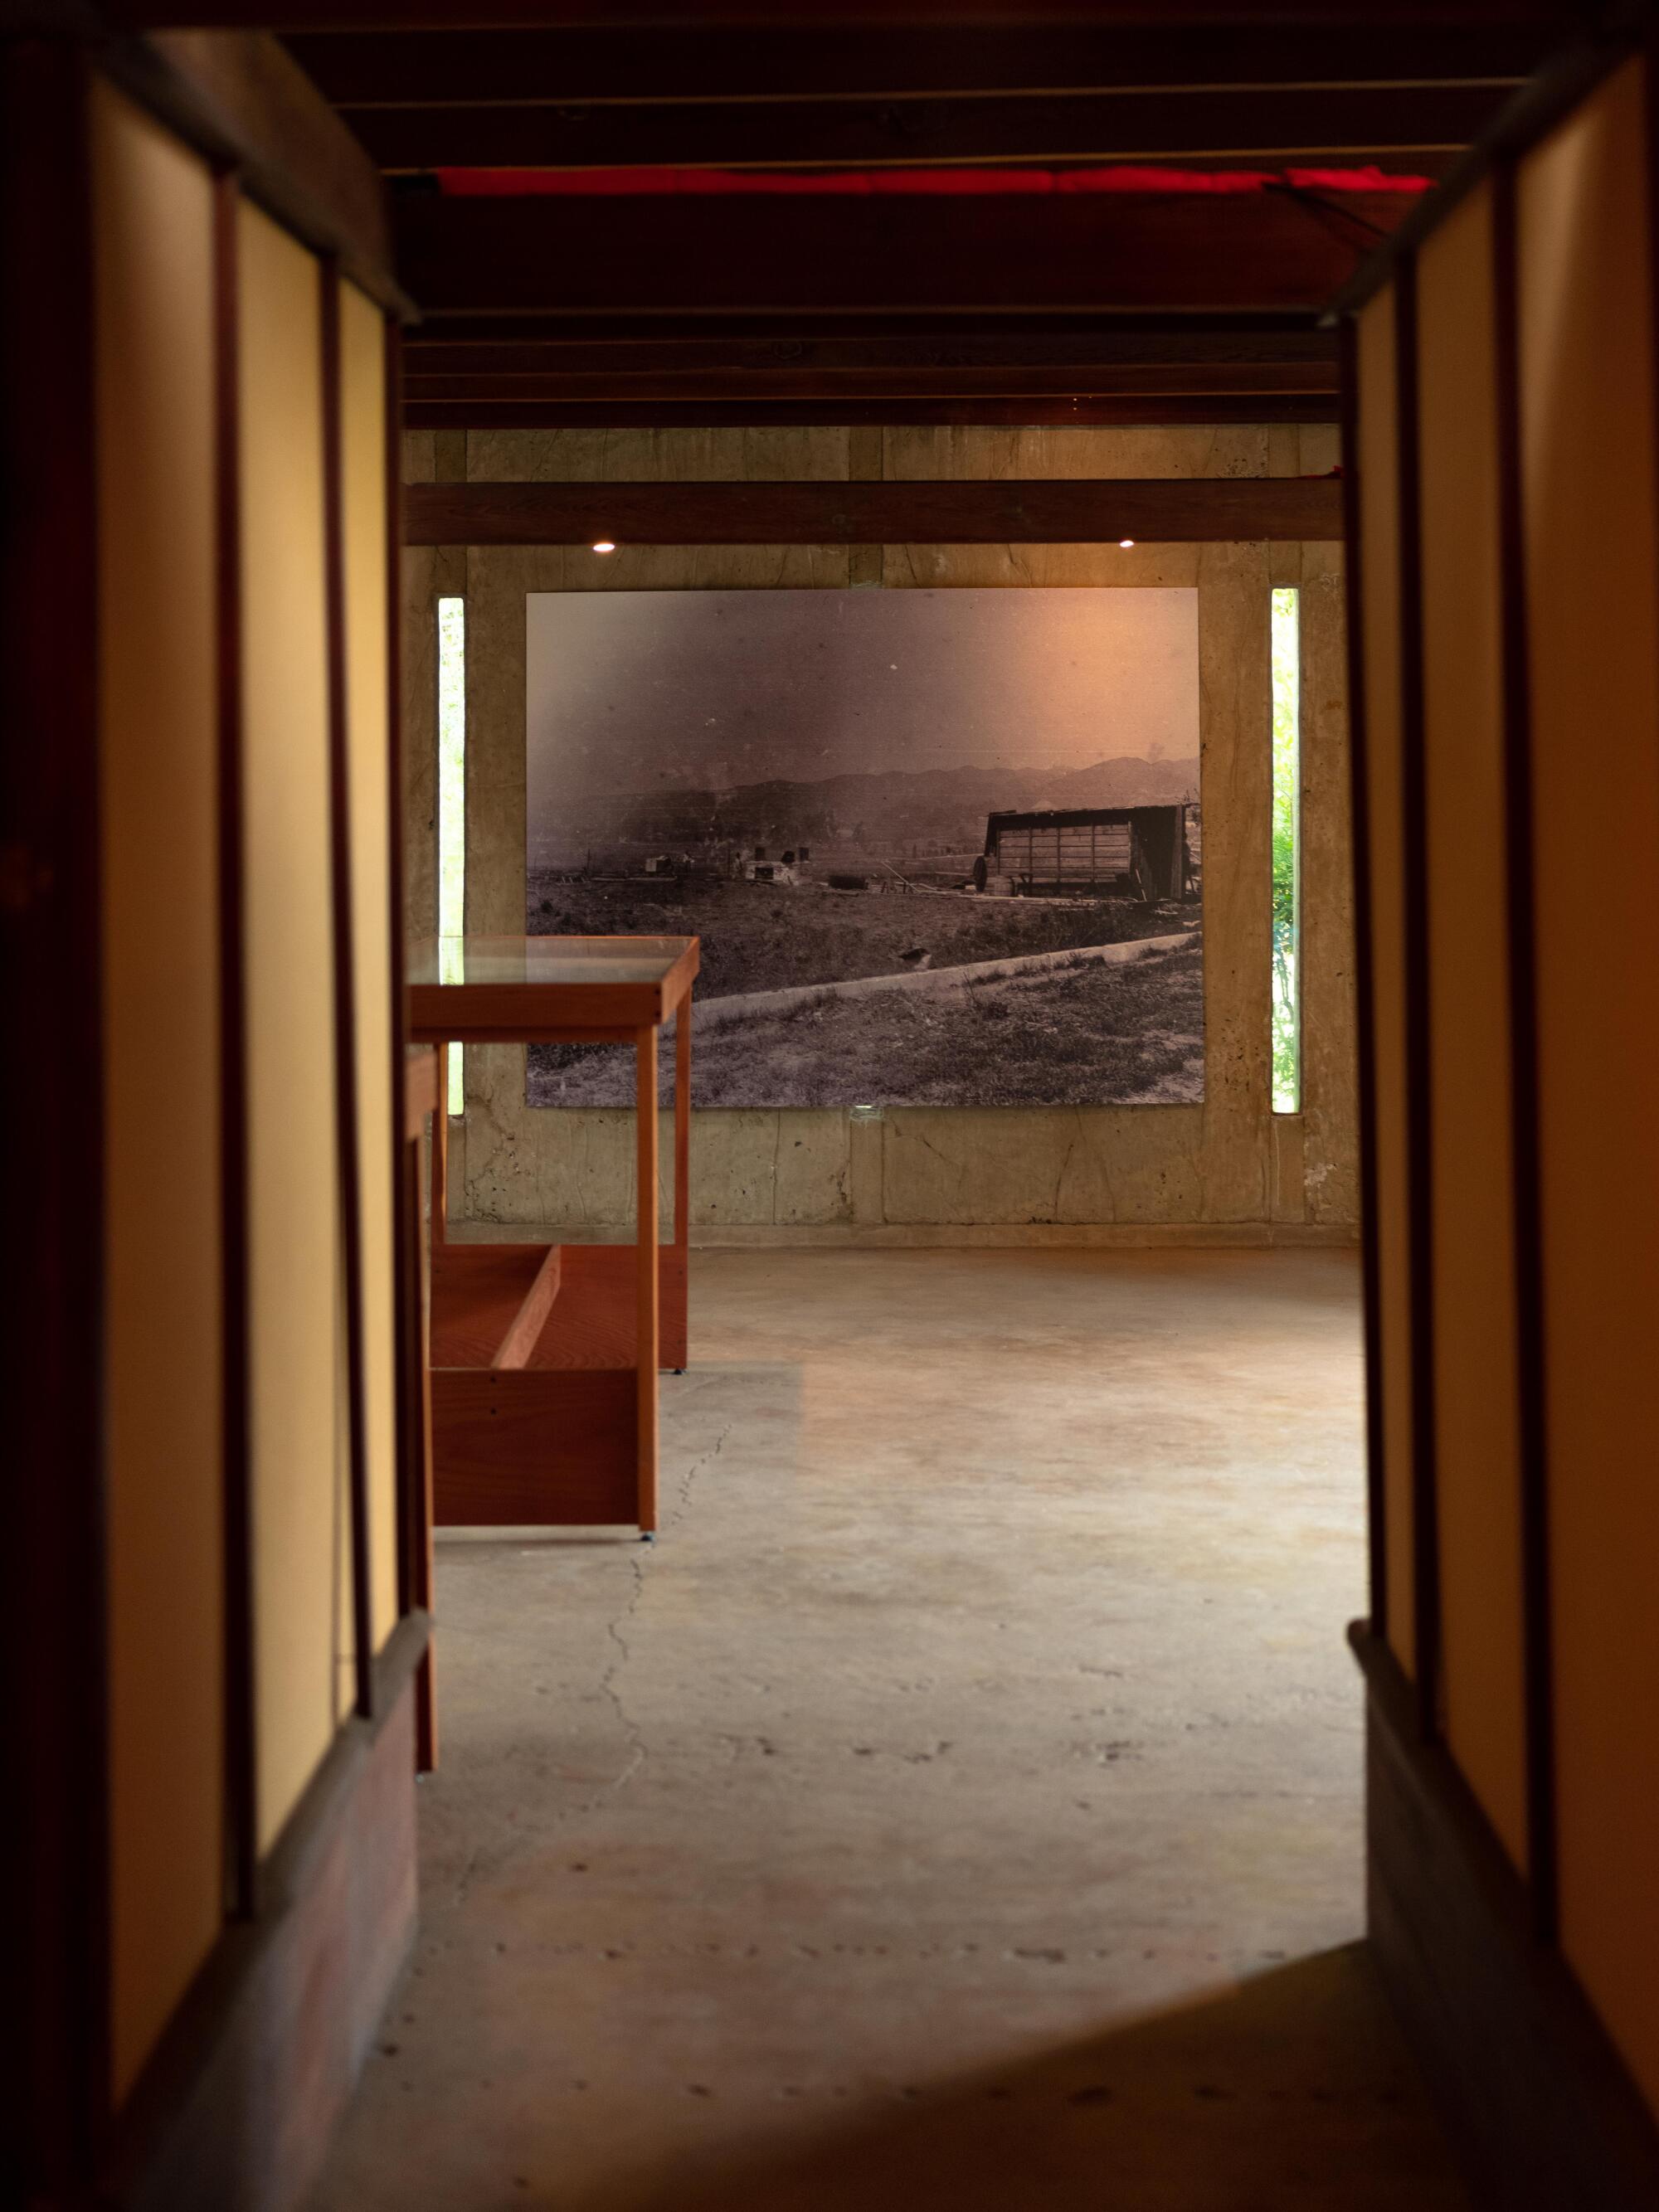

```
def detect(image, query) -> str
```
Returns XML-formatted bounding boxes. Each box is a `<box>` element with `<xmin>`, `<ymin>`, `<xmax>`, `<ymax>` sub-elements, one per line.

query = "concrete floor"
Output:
<box><xmin>311</xmin><ymin>1249</ymin><xmax>1468</xmax><ymax>2212</ymax></box>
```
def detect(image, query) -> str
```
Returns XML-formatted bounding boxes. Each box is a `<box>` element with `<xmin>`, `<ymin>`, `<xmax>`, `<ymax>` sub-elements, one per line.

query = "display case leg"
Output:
<box><xmin>635</xmin><ymin>1025</ymin><xmax>659</xmax><ymax>1533</ymax></box>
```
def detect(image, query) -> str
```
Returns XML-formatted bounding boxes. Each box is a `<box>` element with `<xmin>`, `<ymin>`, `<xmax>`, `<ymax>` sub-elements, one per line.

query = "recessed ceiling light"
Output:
<box><xmin>591</xmin><ymin>539</ymin><xmax>616</xmax><ymax>554</ymax></box>
<box><xmin>1119</xmin><ymin>538</ymin><xmax>1136</xmax><ymax>549</ymax></box>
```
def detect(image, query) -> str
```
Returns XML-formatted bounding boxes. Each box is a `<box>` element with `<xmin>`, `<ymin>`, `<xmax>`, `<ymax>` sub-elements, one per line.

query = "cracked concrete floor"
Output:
<box><xmin>310</xmin><ymin>1248</ymin><xmax>1468</xmax><ymax>2212</ymax></box>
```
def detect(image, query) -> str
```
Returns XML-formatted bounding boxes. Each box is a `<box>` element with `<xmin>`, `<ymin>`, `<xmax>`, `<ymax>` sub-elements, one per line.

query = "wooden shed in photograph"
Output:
<box><xmin>977</xmin><ymin>803</ymin><xmax>1195</xmax><ymax>901</ymax></box>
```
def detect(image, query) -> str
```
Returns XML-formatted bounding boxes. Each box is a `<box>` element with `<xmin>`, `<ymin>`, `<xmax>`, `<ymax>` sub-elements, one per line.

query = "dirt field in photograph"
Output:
<box><xmin>528</xmin><ymin>872</ymin><xmax>1180</xmax><ymax>997</ymax></box>
<box><xmin>526</xmin><ymin>872</ymin><xmax>1199</xmax><ymax>1107</ymax></box>
<box><xmin>530</xmin><ymin>935</ymin><xmax>1204</xmax><ymax>1110</ymax></box>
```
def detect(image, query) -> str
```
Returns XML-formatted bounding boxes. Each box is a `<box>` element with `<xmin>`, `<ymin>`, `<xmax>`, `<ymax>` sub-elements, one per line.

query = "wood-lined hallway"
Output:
<box><xmin>12</xmin><ymin>11</ymin><xmax>1659</xmax><ymax>2212</ymax></box>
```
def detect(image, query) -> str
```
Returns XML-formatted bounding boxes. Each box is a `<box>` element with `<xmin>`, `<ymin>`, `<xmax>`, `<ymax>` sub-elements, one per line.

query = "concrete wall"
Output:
<box><xmin>402</xmin><ymin>424</ymin><xmax>1357</xmax><ymax>1245</ymax></box>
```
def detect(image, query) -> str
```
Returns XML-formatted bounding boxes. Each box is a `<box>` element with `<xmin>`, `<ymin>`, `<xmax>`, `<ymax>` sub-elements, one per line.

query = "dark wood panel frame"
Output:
<box><xmin>321</xmin><ymin>260</ymin><xmax>377</xmax><ymax>1725</ymax></box>
<box><xmin>2</xmin><ymin>40</ymin><xmax>428</xmax><ymax>2210</ymax></box>
<box><xmin>1330</xmin><ymin>20</ymin><xmax>1659</xmax><ymax>2159</ymax></box>
<box><xmin>386</xmin><ymin>319</ymin><xmax>439</xmax><ymax>1772</ymax></box>
<box><xmin>1</xmin><ymin>33</ymin><xmax>113</xmax><ymax>2200</ymax></box>
<box><xmin>1488</xmin><ymin>156</ymin><xmax>1558</xmax><ymax>1941</ymax></box>
<box><xmin>87</xmin><ymin>27</ymin><xmax>411</xmax><ymax>318</ymax></box>
<box><xmin>405</xmin><ymin>476</ymin><xmax>1343</xmax><ymax>547</ymax></box>
<box><xmin>109</xmin><ymin>229</ymin><xmax>434</xmax><ymax>2200</ymax></box>
<box><xmin>1337</xmin><ymin>314</ymin><xmax>1389</xmax><ymax>1642</ymax></box>
<box><xmin>386</xmin><ymin>316</ymin><xmax>415</xmax><ymax>1626</ymax></box>
<box><xmin>1329</xmin><ymin>3</ymin><xmax>1647</xmax><ymax>1960</ymax></box>
<box><xmin>1391</xmin><ymin>257</ymin><xmax>1443</xmax><ymax>1746</ymax></box>
<box><xmin>103</xmin><ymin>1618</ymin><xmax>428</xmax><ymax>2212</ymax></box>
<box><xmin>213</xmin><ymin>164</ymin><xmax>259</xmax><ymax>1926</ymax></box>
<box><xmin>1331</xmin><ymin>29</ymin><xmax>1640</xmax><ymax>318</ymax></box>
<box><xmin>1355</xmin><ymin>1623</ymin><xmax>1659</xmax><ymax>2212</ymax></box>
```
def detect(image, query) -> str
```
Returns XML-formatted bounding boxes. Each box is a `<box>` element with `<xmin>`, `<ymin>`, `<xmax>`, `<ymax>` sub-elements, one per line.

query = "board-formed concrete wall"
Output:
<box><xmin>402</xmin><ymin>424</ymin><xmax>1357</xmax><ymax>1244</ymax></box>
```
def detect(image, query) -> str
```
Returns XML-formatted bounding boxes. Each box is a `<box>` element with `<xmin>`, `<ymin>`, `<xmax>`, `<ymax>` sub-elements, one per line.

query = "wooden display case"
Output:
<box><xmin>408</xmin><ymin>934</ymin><xmax>698</xmax><ymax>1535</ymax></box>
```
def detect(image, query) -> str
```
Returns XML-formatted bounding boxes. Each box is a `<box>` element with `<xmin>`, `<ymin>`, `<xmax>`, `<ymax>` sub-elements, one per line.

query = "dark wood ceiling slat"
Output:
<box><xmin>350</xmin><ymin>84</ymin><xmax>1496</xmax><ymax>170</ymax></box>
<box><xmin>129</xmin><ymin>1</ymin><xmax>1568</xmax><ymax>17</ymax></box>
<box><xmin>281</xmin><ymin>23</ymin><xmax>1549</xmax><ymax>106</ymax></box>
<box><xmin>394</xmin><ymin>188</ymin><xmax>1408</xmax><ymax>317</ymax></box>
<box><xmin>400</xmin><ymin>327</ymin><xmax>1343</xmax><ymax>413</ymax></box>
<box><xmin>403</xmin><ymin>474</ymin><xmax>1343</xmax><ymax>542</ymax></box>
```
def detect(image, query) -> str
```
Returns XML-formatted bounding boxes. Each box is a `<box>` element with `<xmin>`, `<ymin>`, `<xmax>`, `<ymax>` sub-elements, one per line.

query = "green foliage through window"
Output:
<box><xmin>438</xmin><ymin>596</ymin><xmax>466</xmax><ymax>1117</ymax></box>
<box><xmin>1271</xmin><ymin>588</ymin><xmax>1301</xmax><ymax>1114</ymax></box>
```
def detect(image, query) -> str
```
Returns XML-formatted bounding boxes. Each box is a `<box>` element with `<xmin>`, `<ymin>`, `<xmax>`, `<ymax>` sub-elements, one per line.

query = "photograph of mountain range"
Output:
<box><xmin>525</xmin><ymin>587</ymin><xmax>1204</xmax><ymax>1109</ymax></box>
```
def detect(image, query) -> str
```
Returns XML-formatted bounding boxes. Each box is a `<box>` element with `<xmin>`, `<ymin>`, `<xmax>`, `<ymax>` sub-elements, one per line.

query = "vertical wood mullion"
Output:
<box><xmin>1492</xmin><ymin>156</ymin><xmax>1559</xmax><ymax>1937</ymax></box>
<box><xmin>1339</xmin><ymin>314</ymin><xmax>1389</xmax><ymax>1644</ymax></box>
<box><xmin>212</xmin><ymin>168</ymin><xmax>258</xmax><ymax>1921</ymax></box>
<box><xmin>383</xmin><ymin>314</ymin><xmax>419</xmax><ymax>1626</ymax></box>
<box><xmin>2</xmin><ymin>36</ymin><xmax>111</xmax><ymax>2186</ymax></box>
<box><xmin>321</xmin><ymin>260</ymin><xmax>375</xmax><ymax>1722</ymax></box>
<box><xmin>1394</xmin><ymin>258</ymin><xmax>1444</xmax><ymax>1743</ymax></box>
<box><xmin>387</xmin><ymin>318</ymin><xmax>440</xmax><ymax>1769</ymax></box>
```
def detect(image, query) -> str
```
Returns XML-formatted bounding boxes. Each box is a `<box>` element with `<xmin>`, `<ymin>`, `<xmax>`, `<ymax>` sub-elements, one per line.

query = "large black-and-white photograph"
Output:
<box><xmin>526</xmin><ymin>587</ymin><xmax>1203</xmax><ymax>1108</ymax></box>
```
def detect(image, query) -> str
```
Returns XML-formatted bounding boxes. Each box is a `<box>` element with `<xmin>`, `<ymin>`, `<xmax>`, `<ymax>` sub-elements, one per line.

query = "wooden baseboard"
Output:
<box><xmin>1355</xmin><ymin>1626</ymin><xmax>1659</xmax><ymax>2212</ymax></box>
<box><xmin>111</xmin><ymin>1658</ymin><xmax>421</xmax><ymax>2212</ymax></box>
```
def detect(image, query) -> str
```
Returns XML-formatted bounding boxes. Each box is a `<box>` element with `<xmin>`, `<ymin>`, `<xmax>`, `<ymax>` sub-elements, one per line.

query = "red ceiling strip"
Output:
<box><xmin>435</xmin><ymin>163</ymin><xmax>1433</xmax><ymax>199</ymax></box>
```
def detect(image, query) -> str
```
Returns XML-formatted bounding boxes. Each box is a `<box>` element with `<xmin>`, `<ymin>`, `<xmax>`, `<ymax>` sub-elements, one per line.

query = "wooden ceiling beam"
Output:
<box><xmin>403</xmin><ymin>475</ymin><xmax>1343</xmax><ymax>542</ymax></box>
<box><xmin>282</xmin><ymin>22</ymin><xmax>1553</xmax><ymax>106</ymax></box>
<box><xmin>399</xmin><ymin>327</ymin><xmax>1343</xmax><ymax>416</ymax></box>
<box><xmin>406</xmin><ymin>333</ymin><xmax>1354</xmax><ymax>405</ymax></box>
<box><xmin>120</xmin><ymin>2</ymin><xmax>1569</xmax><ymax>12</ymax></box>
<box><xmin>402</xmin><ymin>396</ymin><xmax>1340</xmax><ymax>426</ymax></box>
<box><xmin>406</xmin><ymin>309</ymin><xmax>1328</xmax><ymax>343</ymax></box>
<box><xmin>404</xmin><ymin>363</ymin><xmax>1334</xmax><ymax>401</ymax></box>
<box><xmin>116</xmin><ymin>3</ymin><xmax>1581</xmax><ymax>27</ymax></box>
<box><xmin>348</xmin><ymin>85</ymin><xmax>1494</xmax><ymax>173</ymax></box>
<box><xmin>404</xmin><ymin>328</ymin><xmax>1337</xmax><ymax>368</ymax></box>
<box><xmin>394</xmin><ymin>188</ymin><xmax>1408</xmax><ymax>318</ymax></box>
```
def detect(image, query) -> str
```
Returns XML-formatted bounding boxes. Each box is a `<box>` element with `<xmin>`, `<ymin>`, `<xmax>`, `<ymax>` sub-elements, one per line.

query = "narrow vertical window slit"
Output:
<box><xmin>1271</xmin><ymin>586</ymin><xmax>1302</xmax><ymax>1114</ymax></box>
<box><xmin>437</xmin><ymin>594</ymin><xmax>465</xmax><ymax>1116</ymax></box>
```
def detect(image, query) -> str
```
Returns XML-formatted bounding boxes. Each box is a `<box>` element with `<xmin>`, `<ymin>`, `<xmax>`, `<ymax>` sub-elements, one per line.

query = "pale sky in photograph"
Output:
<box><xmin>527</xmin><ymin>587</ymin><xmax>1199</xmax><ymax>803</ymax></box>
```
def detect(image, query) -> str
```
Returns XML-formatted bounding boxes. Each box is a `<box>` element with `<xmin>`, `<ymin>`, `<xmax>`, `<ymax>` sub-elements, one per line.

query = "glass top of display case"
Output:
<box><xmin>407</xmin><ymin>935</ymin><xmax>699</xmax><ymax>1039</ymax></box>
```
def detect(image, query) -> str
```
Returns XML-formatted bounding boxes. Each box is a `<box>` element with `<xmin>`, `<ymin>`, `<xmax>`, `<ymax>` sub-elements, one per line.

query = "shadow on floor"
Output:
<box><xmin>588</xmin><ymin>1946</ymin><xmax>1468</xmax><ymax>2212</ymax></box>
